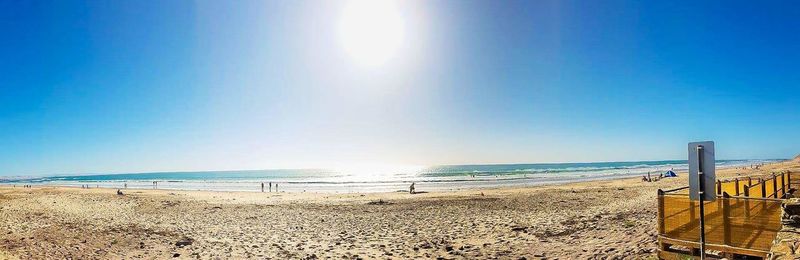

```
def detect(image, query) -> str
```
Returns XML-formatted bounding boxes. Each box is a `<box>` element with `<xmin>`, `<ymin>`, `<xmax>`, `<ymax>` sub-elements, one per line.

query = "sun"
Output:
<box><xmin>338</xmin><ymin>0</ymin><xmax>405</xmax><ymax>67</ymax></box>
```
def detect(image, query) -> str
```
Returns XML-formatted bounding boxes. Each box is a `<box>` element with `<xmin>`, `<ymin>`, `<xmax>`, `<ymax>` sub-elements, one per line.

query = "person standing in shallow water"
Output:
<box><xmin>409</xmin><ymin>182</ymin><xmax>415</xmax><ymax>194</ymax></box>
<box><xmin>261</xmin><ymin>182</ymin><xmax>264</xmax><ymax>192</ymax></box>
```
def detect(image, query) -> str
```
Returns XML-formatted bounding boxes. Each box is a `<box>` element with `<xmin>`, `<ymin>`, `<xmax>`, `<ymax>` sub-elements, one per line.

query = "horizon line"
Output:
<box><xmin>2</xmin><ymin>158</ymin><xmax>787</xmax><ymax>178</ymax></box>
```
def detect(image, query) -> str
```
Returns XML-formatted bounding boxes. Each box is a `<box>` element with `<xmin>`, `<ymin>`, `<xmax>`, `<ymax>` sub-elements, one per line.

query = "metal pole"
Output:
<box><xmin>697</xmin><ymin>145</ymin><xmax>706</xmax><ymax>260</ymax></box>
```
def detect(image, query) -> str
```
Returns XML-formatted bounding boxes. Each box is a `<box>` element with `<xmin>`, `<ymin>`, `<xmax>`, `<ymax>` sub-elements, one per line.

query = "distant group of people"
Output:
<box><xmin>736</xmin><ymin>163</ymin><xmax>765</xmax><ymax>170</ymax></box>
<box><xmin>11</xmin><ymin>180</ymin><xmax>424</xmax><ymax>194</ymax></box>
<box><xmin>261</xmin><ymin>182</ymin><xmax>278</xmax><ymax>192</ymax></box>
<box><xmin>251</xmin><ymin>181</ymin><xmax>418</xmax><ymax>194</ymax></box>
<box><xmin>642</xmin><ymin>171</ymin><xmax>665</xmax><ymax>182</ymax></box>
<box><xmin>8</xmin><ymin>180</ymin><xmax>428</xmax><ymax>196</ymax></box>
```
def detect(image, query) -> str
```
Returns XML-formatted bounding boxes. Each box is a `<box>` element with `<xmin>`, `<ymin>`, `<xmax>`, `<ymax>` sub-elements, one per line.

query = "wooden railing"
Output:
<box><xmin>657</xmin><ymin>171</ymin><xmax>796</xmax><ymax>259</ymax></box>
<box><xmin>663</xmin><ymin>171</ymin><xmax>795</xmax><ymax>198</ymax></box>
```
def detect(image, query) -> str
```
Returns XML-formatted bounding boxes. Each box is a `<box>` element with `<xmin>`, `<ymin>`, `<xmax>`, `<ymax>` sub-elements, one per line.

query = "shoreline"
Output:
<box><xmin>0</xmin><ymin>159</ymin><xmax>780</xmax><ymax>194</ymax></box>
<box><xmin>1</xmin><ymin>159</ymin><xmax>797</xmax><ymax>259</ymax></box>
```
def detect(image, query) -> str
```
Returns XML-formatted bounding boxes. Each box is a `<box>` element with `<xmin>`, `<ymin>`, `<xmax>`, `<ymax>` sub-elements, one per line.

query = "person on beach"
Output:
<box><xmin>269</xmin><ymin>182</ymin><xmax>272</xmax><ymax>192</ymax></box>
<box><xmin>409</xmin><ymin>182</ymin><xmax>416</xmax><ymax>194</ymax></box>
<box><xmin>276</xmin><ymin>183</ymin><xmax>278</xmax><ymax>192</ymax></box>
<box><xmin>124</xmin><ymin>183</ymin><xmax>127</xmax><ymax>189</ymax></box>
<box><xmin>261</xmin><ymin>182</ymin><xmax>265</xmax><ymax>192</ymax></box>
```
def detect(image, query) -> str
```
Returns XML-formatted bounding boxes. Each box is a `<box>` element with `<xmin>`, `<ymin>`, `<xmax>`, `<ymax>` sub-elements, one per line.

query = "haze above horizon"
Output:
<box><xmin>1</xmin><ymin>1</ymin><xmax>799</xmax><ymax>176</ymax></box>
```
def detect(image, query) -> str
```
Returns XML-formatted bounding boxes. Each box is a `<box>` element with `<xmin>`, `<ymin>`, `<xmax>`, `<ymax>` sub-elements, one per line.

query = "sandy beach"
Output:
<box><xmin>1</xmin><ymin>160</ymin><xmax>798</xmax><ymax>260</ymax></box>
<box><xmin>2</xmin><ymin>0</ymin><xmax>796</xmax><ymax>258</ymax></box>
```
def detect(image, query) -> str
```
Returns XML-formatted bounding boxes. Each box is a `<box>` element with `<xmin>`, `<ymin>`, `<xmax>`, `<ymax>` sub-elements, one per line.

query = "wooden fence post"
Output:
<box><xmin>722</xmin><ymin>192</ymin><xmax>731</xmax><ymax>246</ymax></box>
<box><xmin>657</xmin><ymin>189</ymin><xmax>665</xmax><ymax>235</ymax></box>
<box><xmin>761</xmin><ymin>179</ymin><xmax>767</xmax><ymax>198</ymax></box>
<box><xmin>773</xmin><ymin>175</ymin><xmax>778</xmax><ymax>198</ymax></box>
<box><xmin>717</xmin><ymin>180</ymin><xmax>722</xmax><ymax>195</ymax></box>
<box><xmin>744</xmin><ymin>183</ymin><xmax>752</xmax><ymax>217</ymax></box>
<box><xmin>735</xmin><ymin>179</ymin><xmax>740</xmax><ymax>196</ymax></box>
<box><xmin>781</xmin><ymin>172</ymin><xmax>786</xmax><ymax>198</ymax></box>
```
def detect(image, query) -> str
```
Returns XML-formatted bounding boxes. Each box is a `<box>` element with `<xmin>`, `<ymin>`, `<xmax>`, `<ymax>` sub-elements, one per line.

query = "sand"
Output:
<box><xmin>1</xmin><ymin>160</ymin><xmax>799</xmax><ymax>259</ymax></box>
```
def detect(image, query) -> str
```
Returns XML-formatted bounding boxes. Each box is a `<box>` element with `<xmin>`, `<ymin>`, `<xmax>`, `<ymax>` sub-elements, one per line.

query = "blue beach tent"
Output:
<box><xmin>664</xmin><ymin>170</ymin><xmax>677</xmax><ymax>177</ymax></box>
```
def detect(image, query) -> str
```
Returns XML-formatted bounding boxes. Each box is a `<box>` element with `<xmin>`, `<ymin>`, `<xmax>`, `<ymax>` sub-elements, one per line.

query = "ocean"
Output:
<box><xmin>0</xmin><ymin>159</ymin><xmax>781</xmax><ymax>193</ymax></box>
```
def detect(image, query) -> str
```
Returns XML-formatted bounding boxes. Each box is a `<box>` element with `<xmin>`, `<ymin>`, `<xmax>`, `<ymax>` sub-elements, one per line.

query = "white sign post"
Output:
<box><xmin>688</xmin><ymin>141</ymin><xmax>715</xmax><ymax>260</ymax></box>
<box><xmin>689</xmin><ymin>141</ymin><xmax>716</xmax><ymax>201</ymax></box>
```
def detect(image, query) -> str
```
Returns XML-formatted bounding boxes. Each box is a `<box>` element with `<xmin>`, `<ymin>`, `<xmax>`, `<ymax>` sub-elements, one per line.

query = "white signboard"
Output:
<box><xmin>689</xmin><ymin>141</ymin><xmax>716</xmax><ymax>201</ymax></box>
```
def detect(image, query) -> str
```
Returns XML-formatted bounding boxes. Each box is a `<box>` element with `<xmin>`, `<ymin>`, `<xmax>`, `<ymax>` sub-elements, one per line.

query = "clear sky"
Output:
<box><xmin>1</xmin><ymin>0</ymin><xmax>799</xmax><ymax>176</ymax></box>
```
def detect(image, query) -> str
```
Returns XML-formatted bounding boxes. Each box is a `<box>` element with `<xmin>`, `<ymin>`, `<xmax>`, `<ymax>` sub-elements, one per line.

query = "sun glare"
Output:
<box><xmin>338</xmin><ymin>0</ymin><xmax>405</xmax><ymax>67</ymax></box>
<box><xmin>331</xmin><ymin>163</ymin><xmax>424</xmax><ymax>182</ymax></box>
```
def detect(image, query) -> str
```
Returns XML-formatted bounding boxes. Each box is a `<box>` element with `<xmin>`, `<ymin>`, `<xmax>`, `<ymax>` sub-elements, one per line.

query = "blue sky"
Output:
<box><xmin>1</xmin><ymin>0</ymin><xmax>798</xmax><ymax>175</ymax></box>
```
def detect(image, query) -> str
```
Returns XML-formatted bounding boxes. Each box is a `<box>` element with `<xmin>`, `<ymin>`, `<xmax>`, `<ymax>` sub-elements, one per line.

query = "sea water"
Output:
<box><xmin>0</xmin><ymin>159</ymin><xmax>782</xmax><ymax>193</ymax></box>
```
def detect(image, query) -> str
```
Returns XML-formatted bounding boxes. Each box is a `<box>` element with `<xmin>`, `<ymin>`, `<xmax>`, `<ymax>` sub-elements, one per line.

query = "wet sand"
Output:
<box><xmin>1</xmin><ymin>159</ymin><xmax>798</xmax><ymax>259</ymax></box>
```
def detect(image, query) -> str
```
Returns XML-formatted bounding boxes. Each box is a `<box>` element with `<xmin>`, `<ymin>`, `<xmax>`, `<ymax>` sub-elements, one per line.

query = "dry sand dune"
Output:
<box><xmin>1</xmin><ymin>160</ymin><xmax>798</xmax><ymax>259</ymax></box>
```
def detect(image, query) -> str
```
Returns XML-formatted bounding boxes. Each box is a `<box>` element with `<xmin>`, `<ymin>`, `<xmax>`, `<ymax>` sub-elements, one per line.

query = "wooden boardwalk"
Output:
<box><xmin>657</xmin><ymin>172</ymin><xmax>796</xmax><ymax>259</ymax></box>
